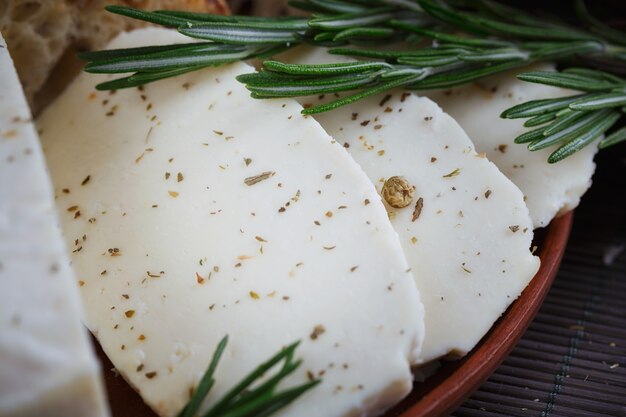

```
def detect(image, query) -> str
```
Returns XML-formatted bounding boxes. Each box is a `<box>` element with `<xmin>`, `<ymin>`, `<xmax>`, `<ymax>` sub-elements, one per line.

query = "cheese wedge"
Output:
<box><xmin>38</xmin><ymin>28</ymin><xmax>424</xmax><ymax>417</ymax></box>
<box><xmin>0</xmin><ymin>34</ymin><xmax>109</xmax><ymax>417</ymax></box>
<box><xmin>280</xmin><ymin>46</ymin><xmax>539</xmax><ymax>363</ymax></box>
<box><xmin>426</xmin><ymin>64</ymin><xmax>597</xmax><ymax>228</ymax></box>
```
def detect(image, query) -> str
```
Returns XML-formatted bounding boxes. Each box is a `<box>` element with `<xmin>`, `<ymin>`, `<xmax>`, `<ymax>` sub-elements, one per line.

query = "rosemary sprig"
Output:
<box><xmin>177</xmin><ymin>335</ymin><xmax>320</xmax><ymax>417</ymax></box>
<box><xmin>79</xmin><ymin>0</ymin><xmax>626</xmax><ymax>162</ymax></box>
<box><xmin>500</xmin><ymin>68</ymin><xmax>626</xmax><ymax>163</ymax></box>
<box><xmin>77</xmin><ymin>5</ymin><xmax>311</xmax><ymax>89</ymax></box>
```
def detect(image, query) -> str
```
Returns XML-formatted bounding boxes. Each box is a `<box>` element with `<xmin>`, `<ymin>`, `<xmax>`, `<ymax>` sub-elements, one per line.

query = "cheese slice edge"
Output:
<box><xmin>0</xmin><ymin>33</ymin><xmax>110</xmax><ymax>417</ymax></box>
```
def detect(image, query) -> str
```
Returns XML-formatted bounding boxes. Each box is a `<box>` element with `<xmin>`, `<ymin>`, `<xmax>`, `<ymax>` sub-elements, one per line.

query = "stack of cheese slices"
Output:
<box><xmin>0</xmin><ymin>27</ymin><xmax>595</xmax><ymax>417</ymax></box>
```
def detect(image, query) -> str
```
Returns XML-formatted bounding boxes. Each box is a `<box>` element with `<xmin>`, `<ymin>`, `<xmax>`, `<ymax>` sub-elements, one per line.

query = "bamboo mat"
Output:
<box><xmin>453</xmin><ymin>150</ymin><xmax>626</xmax><ymax>417</ymax></box>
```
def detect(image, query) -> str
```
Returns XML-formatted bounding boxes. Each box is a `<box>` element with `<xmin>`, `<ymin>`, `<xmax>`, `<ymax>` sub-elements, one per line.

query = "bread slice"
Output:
<box><xmin>229</xmin><ymin>0</ymin><xmax>305</xmax><ymax>18</ymax></box>
<box><xmin>0</xmin><ymin>0</ymin><xmax>229</xmax><ymax>113</ymax></box>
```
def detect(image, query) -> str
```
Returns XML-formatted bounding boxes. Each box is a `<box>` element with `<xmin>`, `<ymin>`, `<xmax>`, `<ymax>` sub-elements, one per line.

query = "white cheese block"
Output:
<box><xmin>37</xmin><ymin>28</ymin><xmax>425</xmax><ymax>417</ymax></box>
<box><xmin>0</xmin><ymin>34</ymin><xmax>110</xmax><ymax>417</ymax></box>
<box><xmin>281</xmin><ymin>46</ymin><xmax>540</xmax><ymax>363</ymax></box>
<box><xmin>425</xmin><ymin>64</ymin><xmax>597</xmax><ymax>228</ymax></box>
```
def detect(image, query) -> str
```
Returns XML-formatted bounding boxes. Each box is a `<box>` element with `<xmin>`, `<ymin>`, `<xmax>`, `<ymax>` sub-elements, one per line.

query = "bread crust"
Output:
<box><xmin>0</xmin><ymin>0</ymin><xmax>229</xmax><ymax>112</ymax></box>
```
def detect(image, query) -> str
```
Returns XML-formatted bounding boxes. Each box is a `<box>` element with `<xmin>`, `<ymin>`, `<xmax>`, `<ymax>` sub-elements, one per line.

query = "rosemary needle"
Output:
<box><xmin>176</xmin><ymin>336</ymin><xmax>320</xmax><ymax>417</ymax></box>
<box><xmin>502</xmin><ymin>68</ymin><xmax>625</xmax><ymax>162</ymax></box>
<box><xmin>177</xmin><ymin>336</ymin><xmax>228</xmax><ymax>417</ymax></box>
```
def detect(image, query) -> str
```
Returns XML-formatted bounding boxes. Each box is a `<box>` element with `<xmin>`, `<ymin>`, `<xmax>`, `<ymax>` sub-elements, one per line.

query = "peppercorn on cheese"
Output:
<box><xmin>426</xmin><ymin>64</ymin><xmax>597</xmax><ymax>228</ymax></box>
<box><xmin>0</xmin><ymin>33</ymin><xmax>110</xmax><ymax>417</ymax></box>
<box><xmin>282</xmin><ymin>46</ymin><xmax>540</xmax><ymax>363</ymax></box>
<box><xmin>37</xmin><ymin>28</ymin><xmax>425</xmax><ymax>417</ymax></box>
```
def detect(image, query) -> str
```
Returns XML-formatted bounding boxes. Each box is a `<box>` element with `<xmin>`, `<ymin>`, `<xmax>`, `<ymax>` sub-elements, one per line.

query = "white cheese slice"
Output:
<box><xmin>280</xmin><ymin>46</ymin><xmax>540</xmax><ymax>363</ymax></box>
<box><xmin>425</xmin><ymin>64</ymin><xmax>597</xmax><ymax>228</ymax></box>
<box><xmin>37</xmin><ymin>28</ymin><xmax>424</xmax><ymax>417</ymax></box>
<box><xmin>0</xmin><ymin>34</ymin><xmax>110</xmax><ymax>417</ymax></box>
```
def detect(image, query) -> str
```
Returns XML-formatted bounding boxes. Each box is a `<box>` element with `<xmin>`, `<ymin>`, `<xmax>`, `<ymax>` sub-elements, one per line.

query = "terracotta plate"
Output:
<box><xmin>98</xmin><ymin>212</ymin><xmax>574</xmax><ymax>417</ymax></box>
